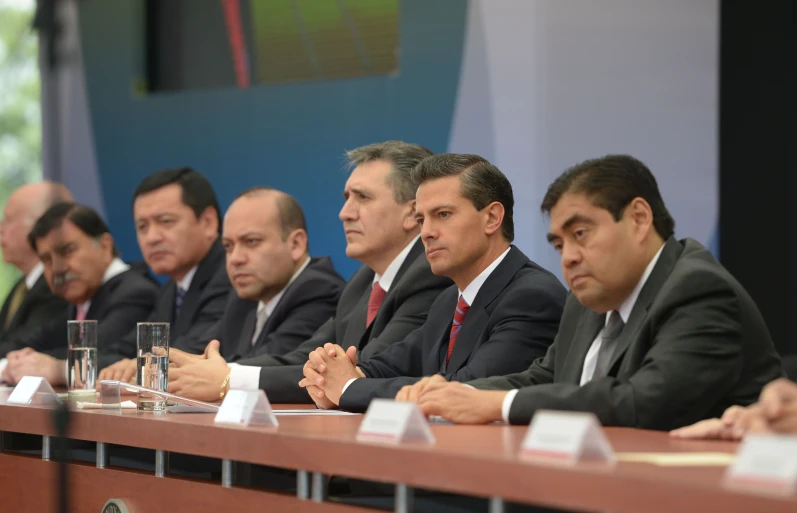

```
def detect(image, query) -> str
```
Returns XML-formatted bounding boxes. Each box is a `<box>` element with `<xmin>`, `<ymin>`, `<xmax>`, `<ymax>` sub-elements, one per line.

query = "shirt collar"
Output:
<box><xmin>373</xmin><ymin>235</ymin><xmax>420</xmax><ymax>293</ymax></box>
<box><xmin>177</xmin><ymin>265</ymin><xmax>199</xmax><ymax>292</ymax></box>
<box><xmin>458</xmin><ymin>246</ymin><xmax>511</xmax><ymax>306</ymax></box>
<box><xmin>25</xmin><ymin>262</ymin><xmax>44</xmax><ymax>290</ymax></box>
<box><xmin>611</xmin><ymin>243</ymin><xmax>665</xmax><ymax>325</ymax></box>
<box><xmin>77</xmin><ymin>257</ymin><xmax>131</xmax><ymax>313</ymax></box>
<box><xmin>259</xmin><ymin>256</ymin><xmax>312</xmax><ymax>317</ymax></box>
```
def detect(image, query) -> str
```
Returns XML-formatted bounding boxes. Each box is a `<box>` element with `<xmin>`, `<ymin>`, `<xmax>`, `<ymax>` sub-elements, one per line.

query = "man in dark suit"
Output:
<box><xmin>98</xmin><ymin>168</ymin><xmax>232</xmax><ymax>378</ymax></box>
<box><xmin>0</xmin><ymin>182</ymin><xmax>73</xmax><ymax>359</ymax></box>
<box><xmin>165</xmin><ymin>141</ymin><xmax>451</xmax><ymax>403</ymax></box>
<box><xmin>202</xmin><ymin>187</ymin><xmax>344</xmax><ymax>363</ymax></box>
<box><xmin>0</xmin><ymin>203</ymin><xmax>159</xmax><ymax>385</ymax></box>
<box><xmin>406</xmin><ymin>154</ymin><xmax>783</xmax><ymax>431</ymax></box>
<box><xmin>300</xmin><ymin>154</ymin><xmax>565</xmax><ymax>412</ymax></box>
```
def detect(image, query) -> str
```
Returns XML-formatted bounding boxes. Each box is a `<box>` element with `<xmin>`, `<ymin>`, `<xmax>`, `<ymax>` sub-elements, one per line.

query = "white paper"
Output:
<box><xmin>357</xmin><ymin>399</ymin><xmax>435</xmax><ymax>444</ymax></box>
<box><xmin>77</xmin><ymin>400</ymin><xmax>136</xmax><ymax>410</ymax></box>
<box><xmin>273</xmin><ymin>409</ymin><xmax>360</xmax><ymax>416</ymax></box>
<box><xmin>520</xmin><ymin>410</ymin><xmax>614</xmax><ymax>463</ymax></box>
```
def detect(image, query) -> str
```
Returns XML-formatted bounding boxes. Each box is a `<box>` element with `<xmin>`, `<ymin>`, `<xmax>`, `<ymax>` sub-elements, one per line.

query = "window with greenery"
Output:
<box><xmin>0</xmin><ymin>0</ymin><xmax>41</xmax><ymax>296</ymax></box>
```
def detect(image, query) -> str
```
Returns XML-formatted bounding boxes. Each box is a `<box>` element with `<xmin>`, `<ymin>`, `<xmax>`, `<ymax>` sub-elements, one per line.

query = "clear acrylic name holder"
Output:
<box><xmin>99</xmin><ymin>380</ymin><xmax>219</xmax><ymax>414</ymax></box>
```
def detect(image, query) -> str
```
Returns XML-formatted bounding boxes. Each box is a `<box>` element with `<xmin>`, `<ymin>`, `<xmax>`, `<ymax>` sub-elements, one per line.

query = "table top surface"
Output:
<box><xmin>1</xmin><ymin>388</ymin><xmax>795</xmax><ymax>513</ymax></box>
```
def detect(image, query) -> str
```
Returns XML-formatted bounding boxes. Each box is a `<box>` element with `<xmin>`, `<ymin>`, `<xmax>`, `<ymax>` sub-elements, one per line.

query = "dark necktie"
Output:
<box><xmin>366</xmin><ymin>282</ymin><xmax>386</xmax><ymax>327</ymax></box>
<box><xmin>175</xmin><ymin>286</ymin><xmax>186</xmax><ymax>318</ymax></box>
<box><xmin>4</xmin><ymin>280</ymin><xmax>27</xmax><ymax>328</ymax></box>
<box><xmin>446</xmin><ymin>296</ymin><xmax>470</xmax><ymax>365</ymax></box>
<box><xmin>593</xmin><ymin>311</ymin><xmax>625</xmax><ymax>379</ymax></box>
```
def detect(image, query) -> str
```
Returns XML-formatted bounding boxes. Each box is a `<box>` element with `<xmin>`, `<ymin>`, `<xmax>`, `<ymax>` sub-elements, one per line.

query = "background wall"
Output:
<box><xmin>76</xmin><ymin>0</ymin><xmax>718</xmax><ymax>284</ymax></box>
<box><xmin>78</xmin><ymin>0</ymin><xmax>468</xmax><ymax>279</ymax></box>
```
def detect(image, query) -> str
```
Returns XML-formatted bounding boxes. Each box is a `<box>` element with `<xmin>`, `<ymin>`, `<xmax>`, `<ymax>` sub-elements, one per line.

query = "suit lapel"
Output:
<box><xmin>233</xmin><ymin>307</ymin><xmax>258</xmax><ymax>360</ymax></box>
<box><xmin>173</xmin><ymin>240</ymin><xmax>224</xmax><ymax>336</ymax></box>
<box><xmin>605</xmin><ymin>237</ymin><xmax>683</xmax><ymax>373</ymax></box>
<box><xmin>86</xmin><ymin>275</ymin><xmax>116</xmax><ymax>320</ymax></box>
<box><xmin>347</xmin><ymin>286</ymin><xmax>372</xmax><ymax>350</ymax></box>
<box><xmin>1</xmin><ymin>276</ymin><xmax>26</xmax><ymax>328</ymax></box>
<box><xmin>562</xmin><ymin>309</ymin><xmax>606</xmax><ymax>383</ymax></box>
<box><xmin>445</xmin><ymin>246</ymin><xmax>528</xmax><ymax>372</ymax></box>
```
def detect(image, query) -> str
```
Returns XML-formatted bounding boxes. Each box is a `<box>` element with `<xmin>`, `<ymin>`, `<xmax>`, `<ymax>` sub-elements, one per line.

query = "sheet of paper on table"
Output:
<box><xmin>616</xmin><ymin>452</ymin><xmax>736</xmax><ymax>466</ymax></box>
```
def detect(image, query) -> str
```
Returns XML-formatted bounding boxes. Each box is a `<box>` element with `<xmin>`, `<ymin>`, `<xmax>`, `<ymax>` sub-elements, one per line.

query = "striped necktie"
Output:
<box><xmin>446</xmin><ymin>296</ymin><xmax>470</xmax><ymax>365</ymax></box>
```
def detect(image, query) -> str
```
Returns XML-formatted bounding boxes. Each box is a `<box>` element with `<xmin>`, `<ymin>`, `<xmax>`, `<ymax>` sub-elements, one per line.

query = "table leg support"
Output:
<box><xmin>395</xmin><ymin>483</ymin><xmax>414</xmax><ymax>513</ymax></box>
<box><xmin>311</xmin><ymin>472</ymin><xmax>328</xmax><ymax>503</ymax></box>
<box><xmin>42</xmin><ymin>435</ymin><xmax>52</xmax><ymax>461</ymax></box>
<box><xmin>297</xmin><ymin>470</ymin><xmax>310</xmax><ymax>499</ymax></box>
<box><xmin>489</xmin><ymin>496</ymin><xmax>505</xmax><ymax>513</ymax></box>
<box><xmin>155</xmin><ymin>450</ymin><xmax>168</xmax><ymax>477</ymax></box>
<box><xmin>96</xmin><ymin>442</ymin><xmax>109</xmax><ymax>469</ymax></box>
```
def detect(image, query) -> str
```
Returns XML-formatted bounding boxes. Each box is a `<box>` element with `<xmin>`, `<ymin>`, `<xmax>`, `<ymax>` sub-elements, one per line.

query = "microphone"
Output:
<box><xmin>52</xmin><ymin>402</ymin><xmax>70</xmax><ymax>513</ymax></box>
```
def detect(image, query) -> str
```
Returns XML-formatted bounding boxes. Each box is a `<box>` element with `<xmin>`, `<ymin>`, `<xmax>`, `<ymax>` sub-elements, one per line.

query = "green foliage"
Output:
<box><xmin>0</xmin><ymin>0</ymin><xmax>41</xmax><ymax>297</ymax></box>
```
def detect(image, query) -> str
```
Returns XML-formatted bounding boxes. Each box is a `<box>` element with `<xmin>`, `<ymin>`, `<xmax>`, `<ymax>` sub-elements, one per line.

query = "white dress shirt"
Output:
<box><xmin>340</xmin><ymin>246</ymin><xmax>512</xmax><ymax>396</ymax></box>
<box><xmin>177</xmin><ymin>265</ymin><xmax>199</xmax><ymax>294</ymax></box>
<box><xmin>25</xmin><ymin>262</ymin><xmax>44</xmax><ymax>290</ymax></box>
<box><xmin>500</xmin><ymin>243</ymin><xmax>665</xmax><ymax>423</ymax></box>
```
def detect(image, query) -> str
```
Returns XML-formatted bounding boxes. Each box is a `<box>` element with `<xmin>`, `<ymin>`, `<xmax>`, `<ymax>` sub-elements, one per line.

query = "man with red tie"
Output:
<box><xmin>163</xmin><ymin>141</ymin><xmax>452</xmax><ymax>403</ymax></box>
<box><xmin>300</xmin><ymin>153</ymin><xmax>566</xmax><ymax>412</ymax></box>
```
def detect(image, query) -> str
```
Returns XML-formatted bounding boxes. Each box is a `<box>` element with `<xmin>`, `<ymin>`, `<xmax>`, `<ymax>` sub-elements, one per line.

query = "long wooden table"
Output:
<box><xmin>1</xmin><ymin>389</ymin><xmax>796</xmax><ymax>513</ymax></box>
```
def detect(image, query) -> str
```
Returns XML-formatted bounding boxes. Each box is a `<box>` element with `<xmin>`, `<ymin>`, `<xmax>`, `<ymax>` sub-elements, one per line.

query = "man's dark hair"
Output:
<box><xmin>345</xmin><ymin>141</ymin><xmax>434</xmax><ymax>203</ymax></box>
<box><xmin>234</xmin><ymin>187</ymin><xmax>308</xmax><ymax>241</ymax></box>
<box><xmin>133</xmin><ymin>167</ymin><xmax>221</xmax><ymax>233</ymax></box>
<box><xmin>411</xmin><ymin>153</ymin><xmax>514</xmax><ymax>242</ymax></box>
<box><xmin>541</xmin><ymin>154</ymin><xmax>675</xmax><ymax>239</ymax></box>
<box><xmin>28</xmin><ymin>202</ymin><xmax>118</xmax><ymax>255</ymax></box>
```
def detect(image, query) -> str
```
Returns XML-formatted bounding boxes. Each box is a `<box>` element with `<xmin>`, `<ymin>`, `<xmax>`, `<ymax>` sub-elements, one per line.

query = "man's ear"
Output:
<box><xmin>199</xmin><ymin>207</ymin><xmax>219</xmax><ymax>238</ymax></box>
<box><xmin>286</xmin><ymin>229</ymin><xmax>308</xmax><ymax>262</ymax></box>
<box><xmin>402</xmin><ymin>200</ymin><xmax>418</xmax><ymax>232</ymax></box>
<box><xmin>483</xmin><ymin>202</ymin><xmax>505</xmax><ymax>237</ymax></box>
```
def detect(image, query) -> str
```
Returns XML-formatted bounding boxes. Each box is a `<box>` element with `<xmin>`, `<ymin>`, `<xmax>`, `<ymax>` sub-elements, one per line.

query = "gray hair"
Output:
<box><xmin>345</xmin><ymin>141</ymin><xmax>433</xmax><ymax>203</ymax></box>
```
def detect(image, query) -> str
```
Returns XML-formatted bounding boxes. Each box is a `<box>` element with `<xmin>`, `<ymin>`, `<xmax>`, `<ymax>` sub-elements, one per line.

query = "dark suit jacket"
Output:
<box><xmin>213</xmin><ymin>256</ymin><xmax>345</xmax><ymax>361</ymax></box>
<box><xmin>99</xmin><ymin>240</ymin><xmax>231</xmax><ymax>369</ymax></box>
<box><xmin>339</xmin><ymin>246</ymin><xmax>566</xmax><ymax>412</ymax></box>
<box><xmin>0</xmin><ymin>274</ymin><xmax>69</xmax><ymax>358</ymax></box>
<box><xmin>237</xmin><ymin>238</ymin><xmax>453</xmax><ymax>403</ymax></box>
<box><xmin>469</xmin><ymin>238</ymin><xmax>784</xmax><ymax>430</ymax></box>
<box><xmin>24</xmin><ymin>266</ymin><xmax>160</xmax><ymax>360</ymax></box>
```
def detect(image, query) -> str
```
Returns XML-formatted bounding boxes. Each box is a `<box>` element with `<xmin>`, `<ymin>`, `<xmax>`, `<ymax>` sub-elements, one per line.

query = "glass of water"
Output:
<box><xmin>67</xmin><ymin>320</ymin><xmax>98</xmax><ymax>399</ymax></box>
<box><xmin>136</xmin><ymin>322</ymin><xmax>170</xmax><ymax>412</ymax></box>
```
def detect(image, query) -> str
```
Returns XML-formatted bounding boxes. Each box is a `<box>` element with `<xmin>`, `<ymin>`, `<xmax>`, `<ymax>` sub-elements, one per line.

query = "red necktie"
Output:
<box><xmin>366</xmin><ymin>282</ymin><xmax>386</xmax><ymax>327</ymax></box>
<box><xmin>446</xmin><ymin>296</ymin><xmax>470</xmax><ymax>365</ymax></box>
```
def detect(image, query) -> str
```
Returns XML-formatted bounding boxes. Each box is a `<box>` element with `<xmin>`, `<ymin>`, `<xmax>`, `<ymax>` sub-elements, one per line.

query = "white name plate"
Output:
<box><xmin>214</xmin><ymin>389</ymin><xmax>279</xmax><ymax>427</ymax></box>
<box><xmin>7</xmin><ymin>376</ymin><xmax>61</xmax><ymax>406</ymax></box>
<box><xmin>357</xmin><ymin>399</ymin><xmax>435</xmax><ymax>444</ymax></box>
<box><xmin>520</xmin><ymin>410</ymin><xmax>614</xmax><ymax>463</ymax></box>
<box><xmin>725</xmin><ymin>434</ymin><xmax>797</xmax><ymax>494</ymax></box>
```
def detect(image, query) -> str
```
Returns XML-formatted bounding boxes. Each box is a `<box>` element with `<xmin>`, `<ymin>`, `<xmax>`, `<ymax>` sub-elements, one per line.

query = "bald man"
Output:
<box><xmin>0</xmin><ymin>182</ymin><xmax>72</xmax><ymax>358</ymax></box>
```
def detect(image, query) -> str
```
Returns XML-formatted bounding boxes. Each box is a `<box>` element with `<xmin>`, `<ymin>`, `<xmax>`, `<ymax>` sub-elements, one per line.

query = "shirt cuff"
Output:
<box><xmin>501</xmin><ymin>389</ymin><xmax>519</xmax><ymax>423</ymax></box>
<box><xmin>342</xmin><ymin>377</ymin><xmax>359</xmax><ymax>396</ymax></box>
<box><xmin>227</xmin><ymin>363</ymin><xmax>261</xmax><ymax>390</ymax></box>
<box><xmin>0</xmin><ymin>358</ymin><xmax>7</xmax><ymax>382</ymax></box>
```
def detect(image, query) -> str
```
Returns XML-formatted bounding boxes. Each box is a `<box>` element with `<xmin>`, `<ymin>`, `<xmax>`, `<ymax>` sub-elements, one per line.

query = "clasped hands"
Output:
<box><xmin>671</xmin><ymin>378</ymin><xmax>797</xmax><ymax>440</ymax></box>
<box><xmin>299</xmin><ymin>346</ymin><xmax>505</xmax><ymax>423</ymax></box>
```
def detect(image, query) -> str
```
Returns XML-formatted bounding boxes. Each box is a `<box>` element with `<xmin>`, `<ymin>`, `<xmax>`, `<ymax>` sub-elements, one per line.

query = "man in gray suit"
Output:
<box><xmin>405</xmin><ymin>154</ymin><xmax>783</xmax><ymax>431</ymax></box>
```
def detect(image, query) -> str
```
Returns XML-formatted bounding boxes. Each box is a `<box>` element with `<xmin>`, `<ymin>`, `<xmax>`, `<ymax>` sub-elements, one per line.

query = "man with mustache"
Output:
<box><xmin>0</xmin><ymin>182</ymin><xmax>73</xmax><ymax>359</ymax></box>
<box><xmin>300</xmin><ymin>153</ymin><xmax>566</xmax><ymax>412</ymax></box>
<box><xmin>0</xmin><ymin>203</ymin><xmax>158</xmax><ymax>385</ymax></box>
<box><xmin>400</xmin><ymin>154</ymin><xmax>782</xmax><ymax>430</ymax></box>
<box><xmin>98</xmin><ymin>167</ymin><xmax>233</xmax><ymax>378</ymax></box>
<box><xmin>164</xmin><ymin>141</ymin><xmax>452</xmax><ymax>403</ymax></box>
